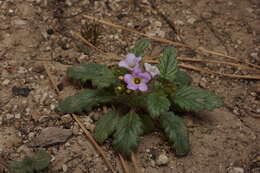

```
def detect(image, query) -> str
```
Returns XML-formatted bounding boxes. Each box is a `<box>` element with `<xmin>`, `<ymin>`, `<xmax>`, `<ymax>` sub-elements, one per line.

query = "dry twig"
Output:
<box><xmin>71</xmin><ymin>114</ymin><xmax>115</xmax><ymax>173</ymax></box>
<box><xmin>83</xmin><ymin>15</ymin><xmax>260</xmax><ymax>70</ymax></box>
<box><xmin>119</xmin><ymin>154</ymin><xmax>130</xmax><ymax>173</ymax></box>
<box><xmin>131</xmin><ymin>153</ymin><xmax>139</xmax><ymax>173</ymax></box>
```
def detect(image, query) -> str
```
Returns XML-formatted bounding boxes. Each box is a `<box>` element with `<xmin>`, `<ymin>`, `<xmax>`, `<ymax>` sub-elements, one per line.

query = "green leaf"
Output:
<box><xmin>158</xmin><ymin>47</ymin><xmax>179</xmax><ymax>82</ymax></box>
<box><xmin>9</xmin><ymin>151</ymin><xmax>51</xmax><ymax>173</ymax></box>
<box><xmin>130</xmin><ymin>39</ymin><xmax>150</xmax><ymax>57</ymax></box>
<box><xmin>32</xmin><ymin>151</ymin><xmax>51</xmax><ymax>171</ymax></box>
<box><xmin>113</xmin><ymin>112</ymin><xmax>143</xmax><ymax>157</ymax></box>
<box><xmin>160</xmin><ymin>112</ymin><xmax>190</xmax><ymax>156</ymax></box>
<box><xmin>94</xmin><ymin>111</ymin><xmax>119</xmax><ymax>144</ymax></box>
<box><xmin>57</xmin><ymin>89</ymin><xmax>113</xmax><ymax>114</ymax></box>
<box><xmin>67</xmin><ymin>63</ymin><xmax>116</xmax><ymax>88</ymax></box>
<box><xmin>147</xmin><ymin>92</ymin><xmax>170</xmax><ymax>118</ymax></box>
<box><xmin>172</xmin><ymin>86</ymin><xmax>224</xmax><ymax>111</ymax></box>
<box><xmin>174</xmin><ymin>71</ymin><xmax>192</xmax><ymax>86</ymax></box>
<box><xmin>140</xmin><ymin>114</ymin><xmax>155</xmax><ymax>134</ymax></box>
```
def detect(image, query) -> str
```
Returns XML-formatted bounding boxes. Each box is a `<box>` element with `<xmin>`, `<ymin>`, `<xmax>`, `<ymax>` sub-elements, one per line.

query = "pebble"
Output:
<box><xmin>230</xmin><ymin>167</ymin><xmax>244</xmax><ymax>173</ymax></box>
<box><xmin>175</xmin><ymin>20</ymin><xmax>185</xmax><ymax>26</ymax></box>
<box><xmin>15</xmin><ymin>113</ymin><xmax>21</xmax><ymax>119</ymax></box>
<box><xmin>156</xmin><ymin>153</ymin><xmax>169</xmax><ymax>166</ymax></box>
<box><xmin>6</xmin><ymin>113</ymin><xmax>14</xmax><ymax>120</ymax></box>
<box><xmin>187</xmin><ymin>17</ymin><xmax>197</xmax><ymax>24</ymax></box>
<box><xmin>50</xmin><ymin>104</ymin><xmax>56</xmax><ymax>111</ymax></box>
<box><xmin>13</xmin><ymin>19</ymin><xmax>27</xmax><ymax>25</ymax></box>
<box><xmin>2</xmin><ymin>79</ymin><xmax>10</xmax><ymax>86</ymax></box>
<box><xmin>250</xmin><ymin>52</ymin><xmax>258</xmax><ymax>59</ymax></box>
<box><xmin>202</xmin><ymin>12</ymin><xmax>212</xmax><ymax>19</ymax></box>
<box><xmin>30</xmin><ymin>127</ymin><xmax>73</xmax><ymax>147</ymax></box>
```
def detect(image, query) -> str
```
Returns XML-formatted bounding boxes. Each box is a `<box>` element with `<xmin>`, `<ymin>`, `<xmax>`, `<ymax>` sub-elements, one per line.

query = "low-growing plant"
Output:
<box><xmin>56</xmin><ymin>40</ymin><xmax>224</xmax><ymax>157</ymax></box>
<box><xmin>9</xmin><ymin>151</ymin><xmax>51</xmax><ymax>173</ymax></box>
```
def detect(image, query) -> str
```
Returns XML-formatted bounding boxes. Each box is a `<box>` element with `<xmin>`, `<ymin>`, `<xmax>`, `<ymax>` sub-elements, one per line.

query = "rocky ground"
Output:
<box><xmin>0</xmin><ymin>0</ymin><xmax>259</xmax><ymax>173</ymax></box>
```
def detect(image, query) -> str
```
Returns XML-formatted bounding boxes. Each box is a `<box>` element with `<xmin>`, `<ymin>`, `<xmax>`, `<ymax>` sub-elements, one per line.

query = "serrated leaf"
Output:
<box><xmin>147</xmin><ymin>92</ymin><xmax>170</xmax><ymax>118</ymax></box>
<box><xmin>130</xmin><ymin>39</ymin><xmax>150</xmax><ymax>57</ymax></box>
<box><xmin>57</xmin><ymin>89</ymin><xmax>113</xmax><ymax>114</ymax></box>
<box><xmin>67</xmin><ymin>63</ymin><xmax>116</xmax><ymax>88</ymax></box>
<box><xmin>172</xmin><ymin>86</ymin><xmax>224</xmax><ymax>111</ymax></box>
<box><xmin>94</xmin><ymin>111</ymin><xmax>119</xmax><ymax>144</ymax></box>
<box><xmin>32</xmin><ymin>151</ymin><xmax>51</xmax><ymax>171</ymax></box>
<box><xmin>174</xmin><ymin>70</ymin><xmax>192</xmax><ymax>86</ymax></box>
<box><xmin>9</xmin><ymin>151</ymin><xmax>51</xmax><ymax>173</ymax></box>
<box><xmin>158</xmin><ymin>47</ymin><xmax>179</xmax><ymax>82</ymax></box>
<box><xmin>140</xmin><ymin>114</ymin><xmax>155</xmax><ymax>134</ymax></box>
<box><xmin>160</xmin><ymin>112</ymin><xmax>190</xmax><ymax>156</ymax></box>
<box><xmin>113</xmin><ymin>112</ymin><xmax>143</xmax><ymax>157</ymax></box>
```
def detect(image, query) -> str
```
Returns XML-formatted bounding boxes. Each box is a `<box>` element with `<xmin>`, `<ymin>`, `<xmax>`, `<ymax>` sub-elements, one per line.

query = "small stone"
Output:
<box><xmin>6</xmin><ymin>113</ymin><xmax>14</xmax><ymax>120</ymax></box>
<box><xmin>46</xmin><ymin>28</ymin><xmax>54</xmax><ymax>35</ymax></box>
<box><xmin>62</xmin><ymin>164</ymin><xmax>68</xmax><ymax>172</ymax></box>
<box><xmin>12</xmin><ymin>86</ymin><xmax>31</xmax><ymax>97</ymax></box>
<box><xmin>231</xmin><ymin>167</ymin><xmax>244</xmax><ymax>173</ymax></box>
<box><xmin>187</xmin><ymin>17</ymin><xmax>197</xmax><ymax>24</ymax></box>
<box><xmin>150</xmin><ymin>160</ymin><xmax>156</xmax><ymax>167</ymax></box>
<box><xmin>50</xmin><ymin>104</ymin><xmax>56</xmax><ymax>110</ymax></box>
<box><xmin>202</xmin><ymin>12</ymin><xmax>212</xmax><ymax>19</ymax></box>
<box><xmin>199</xmin><ymin>77</ymin><xmax>207</xmax><ymax>88</ymax></box>
<box><xmin>2</xmin><ymin>79</ymin><xmax>10</xmax><ymax>86</ymax></box>
<box><xmin>250</xmin><ymin>52</ymin><xmax>258</xmax><ymax>59</ymax></box>
<box><xmin>154</xmin><ymin>21</ymin><xmax>162</xmax><ymax>27</ymax></box>
<box><xmin>61</xmin><ymin>114</ymin><xmax>72</xmax><ymax>123</ymax></box>
<box><xmin>30</xmin><ymin>127</ymin><xmax>73</xmax><ymax>147</ymax></box>
<box><xmin>28</xmin><ymin>132</ymin><xmax>35</xmax><ymax>139</ymax></box>
<box><xmin>13</xmin><ymin>19</ymin><xmax>27</xmax><ymax>25</ymax></box>
<box><xmin>175</xmin><ymin>20</ymin><xmax>185</xmax><ymax>26</ymax></box>
<box><xmin>156</xmin><ymin>153</ymin><xmax>169</xmax><ymax>166</ymax></box>
<box><xmin>15</xmin><ymin>113</ymin><xmax>21</xmax><ymax>119</ymax></box>
<box><xmin>65</xmin><ymin>0</ymin><xmax>72</xmax><ymax>6</ymax></box>
<box><xmin>246</xmin><ymin>8</ymin><xmax>254</xmax><ymax>13</ymax></box>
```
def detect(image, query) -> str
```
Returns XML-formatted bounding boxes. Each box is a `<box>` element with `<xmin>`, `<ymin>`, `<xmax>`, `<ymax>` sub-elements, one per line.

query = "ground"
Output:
<box><xmin>0</xmin><ymin>0</ymin><xmax>260</xmax><ymax>173</ymax></box>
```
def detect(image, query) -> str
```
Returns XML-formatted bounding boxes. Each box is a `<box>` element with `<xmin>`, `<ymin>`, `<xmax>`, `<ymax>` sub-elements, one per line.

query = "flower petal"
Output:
<box><xmin>124</xmin><ymin>74</ymin><xmax>133</xmax><ymax>83</ymax></box>
<box><xmin>127</xmin><ymin>83</ymin><xmax>138</xmax><ymax>90</ymax></box>
<box><xmin>119</xmin><ymin>60</ymin><xmax>129</xmax><ymax>69</ymax></box>
<box><xmin>139</xmin><ymin>72</ymin><xmax>151</xmax><ymax>82</ymax></box>
<box><xmin>138</xmin><ymin>83</ymin><xmax>148</xmax><ymax>92</ymax></box>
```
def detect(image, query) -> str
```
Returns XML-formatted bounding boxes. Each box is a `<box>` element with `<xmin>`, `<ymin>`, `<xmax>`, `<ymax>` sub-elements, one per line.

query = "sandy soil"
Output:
<box><xmin>0</xmin><ymin>0</ymin><xmax>259</xmax><ymax>173</ymax></box>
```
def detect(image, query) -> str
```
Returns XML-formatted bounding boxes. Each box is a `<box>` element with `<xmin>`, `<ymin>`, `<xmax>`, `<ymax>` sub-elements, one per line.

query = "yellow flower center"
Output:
<box><xmin>133</xmin><ymin>77</ymin><xmax>141</xmax><ymax>85</ymax></box>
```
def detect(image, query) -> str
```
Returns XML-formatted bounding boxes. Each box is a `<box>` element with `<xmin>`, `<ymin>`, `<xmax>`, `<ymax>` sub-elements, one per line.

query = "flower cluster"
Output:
<box><xmin>119</xmin><ymin>53</ymin><xmax>160</xmax><ymax>92</ymax></box>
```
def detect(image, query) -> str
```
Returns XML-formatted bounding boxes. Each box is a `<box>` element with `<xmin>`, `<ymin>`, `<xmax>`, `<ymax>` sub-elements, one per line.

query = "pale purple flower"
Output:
<box><xmin>119</xmin><ymin>53</ymin><xmax>141</xmax><ymax>71</ymax></box>
<box><xmin>144</xmin><ymin>63</ymin><xmax>160</xmax><ymax>77</ymax></box>
<box><xmin>124</xmin><ymin>68</ymin><xmax>151</xmax><ymax>92</ymax></box>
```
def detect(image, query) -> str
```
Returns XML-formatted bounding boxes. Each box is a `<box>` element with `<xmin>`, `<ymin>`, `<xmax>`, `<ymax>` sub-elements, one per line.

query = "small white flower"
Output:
<box><xmin>144</xmin><ymin>63</ymin><xmax>160</xmax><ymax>77</ymax></box>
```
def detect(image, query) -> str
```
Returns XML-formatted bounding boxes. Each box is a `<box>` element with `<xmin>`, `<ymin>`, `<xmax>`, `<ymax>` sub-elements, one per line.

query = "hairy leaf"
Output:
<box><xmin>9</xmin><ymin>151</ymin><xmax>51</xmax><ymax>173</ymax></box>
<box><xmin>130</xmin><ymin>39</ymin><xmax>150</xmax><ymax>57</ymax></box>
<box><xmin>172</xmin><ymin>86</ymin><xmax>224</xmax><ymax>111</ymax></box>
<box><xmin>174</xmin><ymin>71</ymin><xmax>192</xmax><ymax>86</ymax></box>
<box><xmin>158</xmin><ymin>47</ymin><xmax>179</xmax><ymax>82</ymax></box>
<box><xmin>140</xmin><ymin>114</ymin><xmax>155</xmax><ymax>134</ymax></box>
<box><xmin>160</xmin><ymin>112</ymin><xmax>190</xmax><ymax>156</ymax></box>
<box><xmin>57</xmin><ymin>89</ymin><xmax>113</xmax><ymax>114</ymax></box>
<box><xmin>67</xmin><ymin>63</ymin><xmax>116</xmax><ymax>88</ymax></box>
<box><xmin>147</xmin><ymin>92</ymin><xmax>170</xmax><ymax>118</ymax></box>
<box><xmin>113</xmin><ymin>112</ymin><xmax>143</xmax><ymax>157</ymax></box>
<box><xmin>94</xmin><ymin>111</ymin><xmax>119</xmax><ymax>144</ymax></box>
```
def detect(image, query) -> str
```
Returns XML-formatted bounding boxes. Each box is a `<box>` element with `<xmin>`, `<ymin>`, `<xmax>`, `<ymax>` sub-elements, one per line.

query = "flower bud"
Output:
<box><xmin>118</xmin><ymin>76</ymin><xmax>124</xmax><ymax>80</ymax></box>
